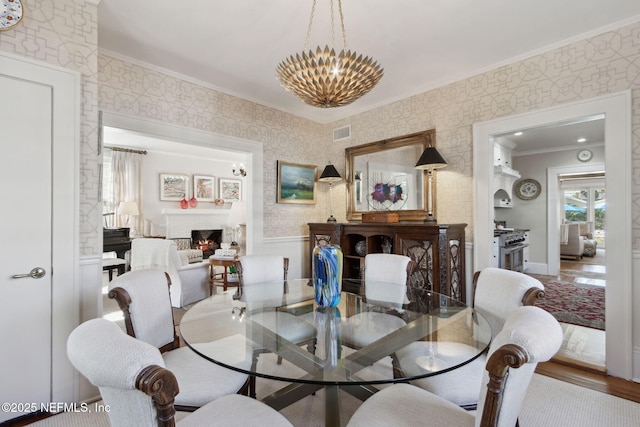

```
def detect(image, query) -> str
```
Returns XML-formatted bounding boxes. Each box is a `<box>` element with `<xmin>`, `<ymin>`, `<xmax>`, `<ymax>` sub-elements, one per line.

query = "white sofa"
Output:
<box><xmin>170</xmin><ymin>237</ymin><xmax>204</xmax><ymax>263</ymax></box>
<box><xmin>130</xmin><ymin>238</ymin><xmax>210</xmax><ymax>308</ymax></box>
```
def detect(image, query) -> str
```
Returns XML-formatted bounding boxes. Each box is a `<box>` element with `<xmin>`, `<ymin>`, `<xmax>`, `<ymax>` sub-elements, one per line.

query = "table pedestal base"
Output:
<box><xmin>261</xmin><ymin>381</ymin><xmax>377</xmax><ymax>427</ymax></box>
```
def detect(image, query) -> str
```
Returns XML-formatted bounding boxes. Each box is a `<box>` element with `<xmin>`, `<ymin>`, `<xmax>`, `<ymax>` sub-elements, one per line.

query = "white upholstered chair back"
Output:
<box><xmin>67</xmin><ymin>318</ymin><xmax>165</xmax><ymax>427</ymax></box>
<box><xmin>108</xmin><ymin>268</ymin><xmax>175</xmax><ymax>349</ymax></box>
<box><xmin>346</xmin><ymin>305</ymin><xmax>562</xmax><ymax>427</ymax></box>
<box><xmin>473</xmin><ymin>267</ymin><xmax>544</xmax><ymax>336</ymax></box>
<box><xmin>363</xmin><ymin>253</ymin><xmax>411</xmax><ymax>306</ymax></box>
<box><xmin>475</xmin><ymin>306</ymin><xmax>562</xmax><ymax>427</ymax></box>
<box><xmin>237</xmin><ymin>255</ymin><xmax>287</xmax><ymax>285</ymax></box>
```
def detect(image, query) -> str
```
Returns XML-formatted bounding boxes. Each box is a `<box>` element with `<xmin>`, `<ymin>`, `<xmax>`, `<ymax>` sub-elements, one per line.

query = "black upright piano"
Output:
<box><xmin>103</xmin><ymin>227</ymin><xmax>132</xmax><ymax>259</ymax></box>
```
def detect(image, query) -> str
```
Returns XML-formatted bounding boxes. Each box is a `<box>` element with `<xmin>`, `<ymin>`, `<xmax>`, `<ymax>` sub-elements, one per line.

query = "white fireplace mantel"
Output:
<box><xmin>162</xmin><ymin>208</ymin><xmax>231</xmax><ymax>238</ymax></box>
<box><xmin>162</xmin><ymin>208</ymin><xmax>230</xmax><ymax>216</ymax></box>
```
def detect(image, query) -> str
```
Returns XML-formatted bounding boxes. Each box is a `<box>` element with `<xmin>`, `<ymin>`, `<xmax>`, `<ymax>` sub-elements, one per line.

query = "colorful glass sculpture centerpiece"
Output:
<box><xmin>312</xmin><ymin>239</ymin><xmax>343</xmax><ymax>308</ymax></box>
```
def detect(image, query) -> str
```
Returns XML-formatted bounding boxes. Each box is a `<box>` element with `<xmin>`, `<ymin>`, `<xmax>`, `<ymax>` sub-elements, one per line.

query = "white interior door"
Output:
<box><xmin>0</xmin><ymin>73</ymin><xmax>53</xmax><ymax>422</ymax></box>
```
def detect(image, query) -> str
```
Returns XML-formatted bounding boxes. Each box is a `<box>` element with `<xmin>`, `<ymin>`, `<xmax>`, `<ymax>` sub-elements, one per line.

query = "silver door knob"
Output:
<box><xmin>11</xmin><ymin>267</ymin><xmax>46</xmax><ymax>279</ymax></box>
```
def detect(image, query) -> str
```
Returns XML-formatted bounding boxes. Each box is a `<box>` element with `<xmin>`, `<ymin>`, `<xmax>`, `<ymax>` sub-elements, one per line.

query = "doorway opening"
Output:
<box><xmin>473</xmin><ymin>91</ymin><xmax>632</xmax><ymax>380</ymax></box>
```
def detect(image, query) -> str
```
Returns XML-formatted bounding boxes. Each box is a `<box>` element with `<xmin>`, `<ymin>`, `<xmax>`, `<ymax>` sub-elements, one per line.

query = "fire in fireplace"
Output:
<box><xmin>191</xmin><ymin>229</ymin><xmax>223</xmax><ymax>253</ymax></box>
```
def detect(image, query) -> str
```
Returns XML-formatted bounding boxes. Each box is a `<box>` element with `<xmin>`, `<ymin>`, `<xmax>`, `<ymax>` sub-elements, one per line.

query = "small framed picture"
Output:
<box><xmin>277</xmin><ymin>161</ymin><xmax>317</xmax><ymax>204</ymax></box>
<box><xmin>219</xmin><ymin>178</ymin><xmax>242</xmax><ymax>202</ymax></box>
<box><xmin>193</xmin><ymin>175</ymin><xmax>216</xmax><ymax>202</ymax></box>
<box><xmin>160</xmin><ymin>173</ymin><xmax>188</xmax><ymax>201</ymax></box>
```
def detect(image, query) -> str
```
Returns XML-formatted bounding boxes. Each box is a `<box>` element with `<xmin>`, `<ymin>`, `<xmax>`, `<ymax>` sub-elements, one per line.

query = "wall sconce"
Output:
<box><xmin>232</xmin><ymin>163</ymin><xmax>247</xmax><ymax>177</ymax></box>
<box><xmin>415</xmin><ymin>147</ymin><xmax>447</xmax><ymax>223</ymax></box>
<box><xmin>319</xmin><ymin>162</ymin><xmax>342</xmax><ymax>223</ymax></box>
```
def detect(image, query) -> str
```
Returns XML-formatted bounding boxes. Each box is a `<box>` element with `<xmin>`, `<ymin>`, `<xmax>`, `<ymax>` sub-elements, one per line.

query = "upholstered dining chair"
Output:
<box><xmin>67</xmin><ymin>318</ymin><xmax>293</xmax><ymax>427</ymax></box>
<box><xmin>395</xmin><ymin>267</ymin><xmax>545</xmax><ymax>409</ymax></box>
<box><xmin>341</xmin><ymin>253</ymin><xmax>414</xmax><ymax>349</ymax></box>
<box><xmin>233</xmin><ymin>255</ymin><xmax>318</xmax><ymax>398</ymax></box>
<box><xmin>108</xmin><ymin>268</ymin><xmax>251</xmax><ymax>411</ymax></box>
<box><xmin>347</xmin><ymin>305</ymin><xmax>563</xmax><ymax>427</ymax></box>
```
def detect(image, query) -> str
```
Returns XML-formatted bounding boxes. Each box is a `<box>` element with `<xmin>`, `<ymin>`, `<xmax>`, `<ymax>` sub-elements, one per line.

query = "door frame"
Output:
<box><xmin>547</xmin><ymin>163</ymin><xmax>605</xmax><ymax>275</ymax></box>
<box><xmin>100</xmin><ymin>112</ymin><xmax>264</xmax><ymax>255</ymax></box>
<box><xmin>0</xmin><ymin>52</ymin><xmax>80</xmax><ymax>402</ymax></box>
<box><xmin>473</xmin><ymin>91</ymin><xmax>632</xmax><ymax>380</ymax></box>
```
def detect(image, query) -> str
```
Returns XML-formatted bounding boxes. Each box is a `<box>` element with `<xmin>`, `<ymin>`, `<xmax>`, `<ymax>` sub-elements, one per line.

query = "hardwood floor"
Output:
<box><xmin>536</xmin><ymin>361</ymin><xmax>640</xmax><ymax>404</ymax></box>
<box><xmin>529</xmin><ymin>248</ymin><xmax>640</xmax><ymax>404</ymax></box>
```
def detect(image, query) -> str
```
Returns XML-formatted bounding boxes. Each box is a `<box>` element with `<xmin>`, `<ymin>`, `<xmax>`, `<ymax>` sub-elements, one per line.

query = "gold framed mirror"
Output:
<box><xmin>346</xmin><ymin>129</ymin><xmax>436</xmax><ymax>221</ymax></box>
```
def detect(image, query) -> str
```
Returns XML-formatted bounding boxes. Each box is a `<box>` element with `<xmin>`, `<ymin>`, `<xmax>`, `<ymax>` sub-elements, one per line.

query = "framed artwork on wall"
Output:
<box><xmin>219</xmin><ymin>178</ymin><xmax>242</xmax><ymax>202</ymax></box>
<box><xmin>277</xmin><ymin>161</ymin><xmax>317</xmax><ymax>204</ymax></box>
<box><xmin>193</xmin><ymin>175</ymin><xmax>215</xmax><ymax>202</ymax></box>
<box><xmin>160</xmin><ymin>173</ymin><xmax>189</xmax><ymax>201</ymax></box>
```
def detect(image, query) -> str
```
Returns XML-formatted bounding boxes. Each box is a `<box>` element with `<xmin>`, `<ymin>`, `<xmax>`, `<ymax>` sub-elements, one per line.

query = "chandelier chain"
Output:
<box><xmin>337</xmin><ymin>0</ymin><xmax>348</xmax><ymax>50</ymax></box>
<box><xmin>303</xmin><ymin>0</ymin><xmax>317</xmax><ymax>52</ymax></box>
<box><xmin>330</xmin><ymin>0</ymin><xmax>335</xmax><ymax>48</ymax></box>
<box><xmin>276</xmin><ymin>0</ymin><xmax>383</xmax><ymax>108</ymax></box>
<box><xmin>305</xmin><ymin>0</ymin><xmax>349</xmax><ymax>51</ymax></box>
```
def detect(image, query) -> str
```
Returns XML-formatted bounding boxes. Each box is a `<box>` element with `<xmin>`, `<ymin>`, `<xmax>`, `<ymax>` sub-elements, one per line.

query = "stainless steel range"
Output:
<box><xmin>494</xmin><ymin>229</ymin><xmax>529</xmax><ymax>272</ymax></box>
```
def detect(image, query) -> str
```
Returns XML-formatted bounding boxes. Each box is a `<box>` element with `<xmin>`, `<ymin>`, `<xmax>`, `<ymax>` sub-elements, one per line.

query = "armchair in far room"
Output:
<box><xmin>130</xmin><ymin>238</ymin><xmax>209</xmax><ymax>307</ymax></box>
<box><xmin>170</xmin><ymin>237</ymin><xmax>204</xmax><ymax>263</ymax></box>
<box><xmin>578</xmin><ymin>221</ymin><xmax>598</xmax><ymax>257</ymax></box>
<box><xmin>560</xmin><ymin>222</ymin><xmax>585</xmax><ymax>260</ymax></box>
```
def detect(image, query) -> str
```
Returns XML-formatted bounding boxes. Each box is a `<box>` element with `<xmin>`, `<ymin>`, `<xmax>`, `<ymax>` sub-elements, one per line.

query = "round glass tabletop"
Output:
<box><xmin>180</xmin><ymin>278</ymin><xmax>491</xmax><ymax>387</ymax></box>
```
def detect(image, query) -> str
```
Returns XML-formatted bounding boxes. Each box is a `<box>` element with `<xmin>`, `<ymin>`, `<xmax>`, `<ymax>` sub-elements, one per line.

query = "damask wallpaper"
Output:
<box><xmin>2</xmin><ymin>1</ymin><xmax>639</xmax><ymax>252</ymax></box>
<box><xmin>99</xmin><ymin>20</ymin><xmax>640</xmax><ymax>246</ymax></box>
<box><xmin>0</xmin><ymin>0</ymin><xmax>100</xmax><ymax>255</ymax></box>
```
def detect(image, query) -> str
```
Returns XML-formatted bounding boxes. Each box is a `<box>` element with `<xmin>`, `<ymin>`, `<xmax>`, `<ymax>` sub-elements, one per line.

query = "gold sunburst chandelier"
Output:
<box><xmin>276</xmin><ymin>0</ymin><xmax>383</xmax><ymax>108</ymax></box>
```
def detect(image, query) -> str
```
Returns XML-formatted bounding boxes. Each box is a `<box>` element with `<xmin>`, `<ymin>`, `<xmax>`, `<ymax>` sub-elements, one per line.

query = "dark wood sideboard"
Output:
<box><xmin>308</xmin><ymin>222</ymin><xmax>467</xmax><ymax>303</ymax></box>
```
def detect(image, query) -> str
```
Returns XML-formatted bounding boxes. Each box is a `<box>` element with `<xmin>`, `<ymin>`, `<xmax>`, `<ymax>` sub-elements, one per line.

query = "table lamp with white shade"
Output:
<box><xmin>117</xmin><ymin>201</ymin><xmax>140</xmax><ymax>236</ymax></box>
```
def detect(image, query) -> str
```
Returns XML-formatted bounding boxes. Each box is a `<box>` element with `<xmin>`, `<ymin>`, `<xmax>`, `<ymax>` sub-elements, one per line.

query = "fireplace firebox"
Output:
<box><xmin>191</xmin><ymin>229</ymin><xmax>223</xmax><ymax>257</ymax></box>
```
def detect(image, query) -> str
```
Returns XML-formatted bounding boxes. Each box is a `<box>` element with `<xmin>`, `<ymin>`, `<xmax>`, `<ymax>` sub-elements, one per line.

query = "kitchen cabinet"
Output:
<box><xmin>308</xmin><ymin>223</ymin><xmax>467</xmax><ymax>302</ymax></box>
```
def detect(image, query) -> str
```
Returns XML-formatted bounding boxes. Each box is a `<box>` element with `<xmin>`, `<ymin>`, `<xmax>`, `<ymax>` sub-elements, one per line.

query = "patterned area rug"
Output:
<box><xmin>535</xmin><ymin>281</ymin><xmax>605</xmax><ymax>330</ymax></box>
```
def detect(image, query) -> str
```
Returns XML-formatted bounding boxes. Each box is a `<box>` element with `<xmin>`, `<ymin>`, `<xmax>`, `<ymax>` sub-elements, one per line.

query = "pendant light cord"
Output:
<box><xmin>303</xmin><ymin>0</ymin><xmax>349</xmax><ymax>51</ymax></box>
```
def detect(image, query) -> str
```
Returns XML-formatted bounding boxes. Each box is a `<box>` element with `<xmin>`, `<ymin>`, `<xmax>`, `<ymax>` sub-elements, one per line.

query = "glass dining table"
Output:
<box><xmin>180</xmin><ymin>279</ymin><xmax>491</xmax><ymax>427</ymax></box>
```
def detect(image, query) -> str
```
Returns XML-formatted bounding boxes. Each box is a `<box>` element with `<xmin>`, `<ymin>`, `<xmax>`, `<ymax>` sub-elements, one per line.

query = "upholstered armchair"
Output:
<box><xmin>347</xmin><ymin>306</ymin><xmax>563</xmax><ymax>427</ymax></box>
<box><xmin>108</xmin><ymin>269</ymin><xmax>252</xmax><ymax>411</ymax></box>
<box><xmin>395</xmin><ymin>267</ymin><xmax>545</xmax><ymax>409</ymax></box>
<box><xmin>577</xmin><ymin>221</ymin><xmax>598</xmax><ymax>256</ymax></box>
<box><xmin>560</xmin><ymin>222</ymin><xmax>585</xmax><ymax>260</ymax></box>
<box><xmin>67</xmin><ymin>318</ymin><xmax>293</xmax><ymax>427</ymax></box>
<box><xmin>170</xmin><ymin>238</ymin><xmax>204</xmax><ymax>263</ymax></box>
<box><xmin>130</xmin><ymin>238</ymin><xmax>209</xmax><ymax>307</ymax></box>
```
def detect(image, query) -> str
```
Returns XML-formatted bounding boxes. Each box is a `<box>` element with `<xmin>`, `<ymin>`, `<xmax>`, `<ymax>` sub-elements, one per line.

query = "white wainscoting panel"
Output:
<box><xmin>261</xmin><ymin>236</ymin><xmax>310</xmax><ymax>279</ymax></box>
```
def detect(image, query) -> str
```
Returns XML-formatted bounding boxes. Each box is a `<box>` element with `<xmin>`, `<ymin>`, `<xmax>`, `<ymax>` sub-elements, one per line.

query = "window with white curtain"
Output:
<box><xmin>102</xmin><ymin>147</ymin><xmax>146</xmax><ymax>236</ymax></box>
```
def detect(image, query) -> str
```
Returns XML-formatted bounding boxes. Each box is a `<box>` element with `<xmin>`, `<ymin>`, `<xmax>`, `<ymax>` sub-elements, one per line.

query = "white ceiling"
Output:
<box><xmin>97</xmin><ymin>0</ymin><xmax>640</xmax><ymax>124</ymax></box>
<box><xmin>498</xmin><ymin>116</ymin><xmax>605</xmax><ymax>156</ymax></box>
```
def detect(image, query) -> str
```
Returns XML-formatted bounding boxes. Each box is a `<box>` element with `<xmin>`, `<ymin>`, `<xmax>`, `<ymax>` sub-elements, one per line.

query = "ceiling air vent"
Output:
<box><xmin>333</xmin><ymin>125</ymin><xmax>351</xmax><ymax>142</ymax></box>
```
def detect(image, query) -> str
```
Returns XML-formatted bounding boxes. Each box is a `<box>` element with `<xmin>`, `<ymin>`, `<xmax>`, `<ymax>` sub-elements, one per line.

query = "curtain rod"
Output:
<box><xmin>108</xmin><ymin>146</ymin><xmax>147</xmax><ymax>155</ymax></box>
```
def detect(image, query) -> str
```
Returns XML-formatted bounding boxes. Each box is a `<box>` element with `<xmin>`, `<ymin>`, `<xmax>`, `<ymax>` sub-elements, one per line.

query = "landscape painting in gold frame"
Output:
<box><xmin>277</xmin><ymin>161</ymin><xmax>317</xmax><ymax>204</ymax></box>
